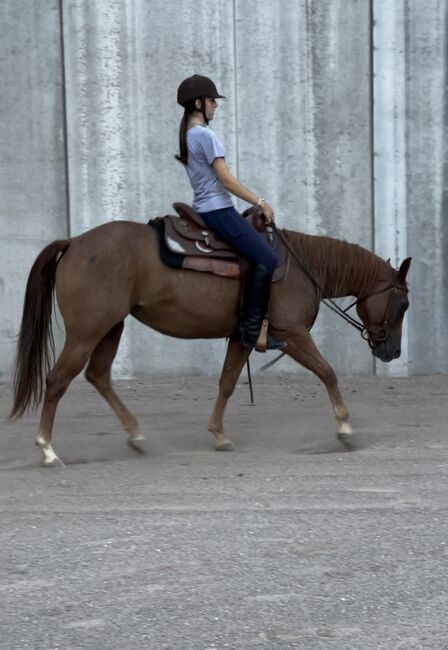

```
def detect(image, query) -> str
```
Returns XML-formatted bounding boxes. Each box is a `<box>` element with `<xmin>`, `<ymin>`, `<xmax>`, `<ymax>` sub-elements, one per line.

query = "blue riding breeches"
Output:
<box><xmin>198</xmin><ymin>206</ymin><xmax>278</xmax><ymax>274</ymax></box>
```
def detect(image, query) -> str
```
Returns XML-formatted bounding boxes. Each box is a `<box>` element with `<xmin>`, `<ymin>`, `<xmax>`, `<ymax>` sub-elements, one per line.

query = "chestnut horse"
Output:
<box><xmin>10</xmin><ymin>219</ymin><xmax>411</xmax><ymax>465</ymax></box>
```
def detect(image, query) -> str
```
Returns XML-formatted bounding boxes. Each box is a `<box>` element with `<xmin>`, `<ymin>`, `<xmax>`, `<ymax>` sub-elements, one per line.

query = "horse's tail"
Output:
<box><xmin>10</xmin><ymin>239</ymin><xmax>71</xmax><ymax>419</ymax></box>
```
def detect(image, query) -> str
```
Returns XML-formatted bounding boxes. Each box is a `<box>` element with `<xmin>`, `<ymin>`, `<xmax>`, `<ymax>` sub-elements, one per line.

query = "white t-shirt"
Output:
<box><xmin>185</xmin><ymin>125</ymin><xmax>234</xmax><ymax>212</ymax></box>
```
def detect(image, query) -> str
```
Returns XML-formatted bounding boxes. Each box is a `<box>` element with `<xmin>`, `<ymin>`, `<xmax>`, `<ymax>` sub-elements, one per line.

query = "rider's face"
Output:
<box><xmin>204</xmin><ymin>97</ymin><xmax>217</xmax><ymax>122</ymax></box>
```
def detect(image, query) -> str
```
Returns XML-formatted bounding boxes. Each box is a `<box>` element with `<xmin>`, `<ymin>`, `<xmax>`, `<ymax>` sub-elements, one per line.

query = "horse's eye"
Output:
<box><xmin>401</xmin><ymin>302</ymin><xmax>408</xmax><ymax>312</ymax></box>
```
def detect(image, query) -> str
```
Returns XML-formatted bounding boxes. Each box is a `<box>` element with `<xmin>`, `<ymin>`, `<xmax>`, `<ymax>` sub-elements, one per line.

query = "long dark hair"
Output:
<box><xmin>175</xmin><ymin>98</ymin><xmax>205</xmax><ymax>165</ymax></box>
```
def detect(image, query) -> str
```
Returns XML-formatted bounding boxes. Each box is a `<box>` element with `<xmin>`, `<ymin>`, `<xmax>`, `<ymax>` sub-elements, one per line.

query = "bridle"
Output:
<box><xmin>330</xmin><ymin>284</ymin><xmax>408</xmax><ymax>349</ymax></box>
<box><xmin>271</xmin><ymin>224</ymin><xmax>408</xmax><ymax>349</ymax></box>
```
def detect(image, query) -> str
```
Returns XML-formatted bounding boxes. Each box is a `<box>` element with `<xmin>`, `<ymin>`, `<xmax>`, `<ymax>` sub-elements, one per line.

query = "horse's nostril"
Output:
<box><xmin>394</xmin><ymin>349</ymin><xmax>401</xmax><ymax>359</ymax></box>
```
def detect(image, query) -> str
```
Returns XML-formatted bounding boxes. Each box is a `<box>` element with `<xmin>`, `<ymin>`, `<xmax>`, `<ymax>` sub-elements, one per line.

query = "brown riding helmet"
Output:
<box><xmin>177</xmin><ymin>74</ymin><xmax>225</xmax><ymax>107</ymax></box>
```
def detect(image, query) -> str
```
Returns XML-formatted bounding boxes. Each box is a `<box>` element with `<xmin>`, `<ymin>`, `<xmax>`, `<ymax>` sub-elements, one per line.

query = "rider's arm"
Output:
<box><xmin>212</xmin><ymin>157</ymin><xmax>274</xmax><ymax>223</ymax></box>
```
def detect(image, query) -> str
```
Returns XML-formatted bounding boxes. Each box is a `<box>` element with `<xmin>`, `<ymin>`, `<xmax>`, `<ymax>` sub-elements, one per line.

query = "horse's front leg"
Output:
<box><xmin>209</xmin><ymin>337</ymin><xmax>251</xmax><ymax>451</ymax></box>
<box><xmin>286</xmin><ymin>329</ymin><xmax>353</xmax><ymax>436</ymax></box>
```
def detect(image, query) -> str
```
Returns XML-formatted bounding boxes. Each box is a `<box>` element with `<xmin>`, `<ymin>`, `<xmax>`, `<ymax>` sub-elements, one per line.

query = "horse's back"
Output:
<box><xmin>68</xmin><ymin>219</ymin><xmax>154</xmax><ymax>250</ymax></box>
<box><xmin>60</xmin><ymin>219</ymin><xmax>155</xmax><ymax>265</ymax></box>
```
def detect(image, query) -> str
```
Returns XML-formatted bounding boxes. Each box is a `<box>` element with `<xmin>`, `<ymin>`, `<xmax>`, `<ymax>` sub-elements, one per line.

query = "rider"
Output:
<box><xmin>175</xmin><ymin>74</ymin><xmax>285</xmax><ymax>351</ymax></box>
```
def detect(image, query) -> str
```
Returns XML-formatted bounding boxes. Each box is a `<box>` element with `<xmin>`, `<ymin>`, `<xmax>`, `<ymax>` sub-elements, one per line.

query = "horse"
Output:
<box><xmin>9</xmin><ymin>214</ymin><xmax>411</xmax><ymax>465</ymax></box>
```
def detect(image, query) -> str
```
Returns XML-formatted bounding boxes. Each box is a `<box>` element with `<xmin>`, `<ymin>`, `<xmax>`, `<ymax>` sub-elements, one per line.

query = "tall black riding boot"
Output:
<box><xmin>237</xmin><ymin>264</ymin><xmax>286</xmax><ymax>351</ymax></box>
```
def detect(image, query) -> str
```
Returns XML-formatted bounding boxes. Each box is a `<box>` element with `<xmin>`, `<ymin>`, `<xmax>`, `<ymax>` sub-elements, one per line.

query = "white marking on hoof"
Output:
<box><xmin>129</xmin><ymin>433</ymin><xmax>146</xmax><ymax>442</ymax></box>
<box><xmin>36</xmin><ymin>436</ymin><xmax>65</xmax><ymax>467</ymax></box>
<box><xmin>127</xmin><ymin>435</ymin><xmax>146</xmax><ymax>453</ymax></box>
<box><xmin>215</xmin><ymin>440</ymin><xmax>235</xmax><ymax>452</ymax></box>
<box><xmin>338</xmin><ymin>422</ymin><xmax>353</xmax><ymax>435</ymax></box>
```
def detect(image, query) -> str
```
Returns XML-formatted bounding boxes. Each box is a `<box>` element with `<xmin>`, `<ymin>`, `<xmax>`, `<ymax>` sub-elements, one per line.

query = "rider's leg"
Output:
<box><xmin>236</xmin><ymin>262</ymin><xmax>285</xmax><ymax>350</ymax></box>
<box><xmin>198</xmin><ymin>207</ymin><xmax>286</xmax><ymax>350</ymax></box>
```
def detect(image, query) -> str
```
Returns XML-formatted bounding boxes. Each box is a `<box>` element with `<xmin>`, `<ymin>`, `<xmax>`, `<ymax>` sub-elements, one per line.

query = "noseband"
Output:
<box><xmin>341</xmin><ymin>285</ymin><xmax>408</xmax><ymax>349</ymax></box>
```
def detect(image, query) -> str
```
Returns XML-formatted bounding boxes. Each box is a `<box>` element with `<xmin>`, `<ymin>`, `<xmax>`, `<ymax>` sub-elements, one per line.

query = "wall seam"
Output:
<box><xmin>232</xmin><ymin>0</ymin><xmax>240</xmax><ymax>179</ymax></box>
<box><xmin>369</xmin><ymin>0</ymin><xmax>376</xmax><ymax>375</ymax></box>
<box><xmin>58</xmin><ymin>0</ymin><xmax>71</xmax><ymax>238</ymax></box>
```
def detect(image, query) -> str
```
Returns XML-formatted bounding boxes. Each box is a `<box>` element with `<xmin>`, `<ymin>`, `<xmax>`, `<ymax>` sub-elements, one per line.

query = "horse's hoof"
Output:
<box><xmin>127</xmin><ymin>435</ymin><xmax>146</xmax><ymax>454</ymax></box>
<box><xmin>338</xmin><ymin>422</ymin><xmax>353</xmax><ymax>435</ymax></box>
<box><xmin>42</xmin><ymin>456</ymin><xmax>65</xmax><ymax>468</ymax></box>
<box><xmin>337</xmin><ymin>432</ymin><xmax>359</xmax><ymax>450</ymax></box>
<box><xmin>215</xmin><ymin>440</ymin><xmax>235</xmax><ymax>452</ymax></box>
<box><xmin>36</xmin><ymin>439</ymin><xmax>65</xmax><ymax>468</ymax></box>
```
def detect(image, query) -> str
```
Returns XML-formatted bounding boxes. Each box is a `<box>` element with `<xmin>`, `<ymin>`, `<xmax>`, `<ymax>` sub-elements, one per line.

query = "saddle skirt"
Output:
<box><xmin>152</xmin><ymin>202</ymin><xmax>289</xmax><ymax>282</ymax></box>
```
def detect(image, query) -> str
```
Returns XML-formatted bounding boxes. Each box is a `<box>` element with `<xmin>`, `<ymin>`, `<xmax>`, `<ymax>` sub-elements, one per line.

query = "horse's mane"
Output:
<box><xmin>284</xmin><ymin>230</ymin><xmax>390</xmax><ymax>296</ymax></box>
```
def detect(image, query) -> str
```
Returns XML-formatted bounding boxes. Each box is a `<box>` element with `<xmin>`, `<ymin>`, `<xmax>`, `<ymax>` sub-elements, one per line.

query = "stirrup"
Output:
<box><xmin>255</xmin><ymin>319</ymin><xmax>287</xmax><ymax>353</ymax></box>
<box><xmin>256</xmin><ymin>335</ymin><xmax>287</xmax><ymax>353</ymax></box>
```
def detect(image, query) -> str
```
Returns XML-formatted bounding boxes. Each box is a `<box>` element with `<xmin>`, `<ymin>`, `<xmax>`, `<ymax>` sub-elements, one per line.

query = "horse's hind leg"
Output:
<box><xmin>36</xmin><ymin>340</ymin><xmax>92</xmax><ymax>466</ymax></box>
<box><xmin>209</xmin><ymin>337</ymin><xmax>251</xmax><ymax>451</ymax></box>
<box><xmin>84</xmin><ymin>321</ymin><xmax>145</xmax><ymax>449</ymax></box>
<box><xmin>285</xmin><ymin>329</ymin><xmax>353</xmax><ymax>436</ymax></box>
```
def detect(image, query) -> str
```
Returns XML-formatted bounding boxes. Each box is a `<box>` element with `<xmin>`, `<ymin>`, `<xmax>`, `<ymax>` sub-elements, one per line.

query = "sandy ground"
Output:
<box><xmin>0</xmin><ymin>371</ymin><xmax>447</xmax><ymax>650</ymax></box>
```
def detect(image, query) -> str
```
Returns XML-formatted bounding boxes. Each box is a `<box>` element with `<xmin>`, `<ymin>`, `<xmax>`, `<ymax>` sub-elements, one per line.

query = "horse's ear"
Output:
<box><xmin>398</xmin><ymin>257</ymin><xmax>412</xmax><ymax>282</ymax></box>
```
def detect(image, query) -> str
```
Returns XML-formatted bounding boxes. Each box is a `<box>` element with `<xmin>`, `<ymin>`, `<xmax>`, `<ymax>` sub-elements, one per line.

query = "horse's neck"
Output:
<box><xmin>286</xmin><ymin>231</ymin><xmax>388</xmax><ymax>298</ymax></box>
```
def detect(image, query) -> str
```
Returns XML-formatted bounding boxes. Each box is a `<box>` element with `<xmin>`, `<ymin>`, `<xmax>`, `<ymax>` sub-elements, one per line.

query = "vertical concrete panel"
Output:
<box><xmin>62</xmin><ymin>0</ymin><xmax>236</xmax><ymax>376</ymax></box>
<box><xmin>373</xmin><ymin>1</ymin><xmax>409</xmax><ymax>376</ymax></box>
<box><xmin>374</xmin><ymin>0</ymin><xmax>448</xmax><ymax>375</ymax></box>
<box><xmin>405</xmin><ymin>0</ymin><xmax>448</xmax><ymax>374</ymax></box>
<box><xmin>235</xmin><ymin>0</ymin><xmax>373</xmax><ymax>376</ymax></box>
<box><xmin>0</xmin><ymin>2</ymin><xmax>66</xmax><ymax>379</ymax></box>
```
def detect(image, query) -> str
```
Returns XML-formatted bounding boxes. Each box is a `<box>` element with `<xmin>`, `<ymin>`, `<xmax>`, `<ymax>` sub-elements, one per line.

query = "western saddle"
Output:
<box><xmin>157</xmin><ymin>202</ymin><xmax>289</xmax><ymax>282</ymax></box>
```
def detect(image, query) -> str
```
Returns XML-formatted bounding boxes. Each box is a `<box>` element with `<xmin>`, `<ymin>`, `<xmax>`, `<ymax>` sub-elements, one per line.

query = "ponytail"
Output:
<box><xmin>175</xmin><ymin>112</ymin><xmax>189</xmax><ymax>165</ymax></box>
<box><xmin>175</xmin><ymin>98</ymin><xmax>206</xmax><ymax>165</ymax></box>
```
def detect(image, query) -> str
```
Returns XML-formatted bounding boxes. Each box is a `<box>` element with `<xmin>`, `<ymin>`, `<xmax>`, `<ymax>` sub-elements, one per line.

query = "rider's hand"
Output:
<box><xmin>260</xmin><ymin>200</ymin><xmax>274</xmax><ymax>224</ymax></box>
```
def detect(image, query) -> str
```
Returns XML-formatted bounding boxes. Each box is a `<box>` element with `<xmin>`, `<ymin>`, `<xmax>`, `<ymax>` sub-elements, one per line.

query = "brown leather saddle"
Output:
<box><xmin>159</xmin><ymin>202</ymin><xmax>289</xmax><ymax>281</ymax></box>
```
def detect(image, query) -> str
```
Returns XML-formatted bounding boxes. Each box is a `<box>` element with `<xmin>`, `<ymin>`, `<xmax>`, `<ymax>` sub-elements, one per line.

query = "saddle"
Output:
<box><xmin>154</xmin><ymin>202</ymin><xmax>289</xmax><ymax>282</ymax></box>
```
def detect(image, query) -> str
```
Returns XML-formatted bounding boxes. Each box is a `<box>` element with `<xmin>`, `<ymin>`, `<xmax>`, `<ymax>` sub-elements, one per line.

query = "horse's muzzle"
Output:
<box><xmin>371</xmin><ymin>340</ymin><xmax>401</xmax><ymax>363</ymax></box>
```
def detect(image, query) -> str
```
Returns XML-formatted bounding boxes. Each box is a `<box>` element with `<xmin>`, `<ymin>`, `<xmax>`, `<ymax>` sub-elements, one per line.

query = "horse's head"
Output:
<box><xmin>355</xmin><ymin>257</ymin><xmax>412</xmax><ymax>362</ymax></box>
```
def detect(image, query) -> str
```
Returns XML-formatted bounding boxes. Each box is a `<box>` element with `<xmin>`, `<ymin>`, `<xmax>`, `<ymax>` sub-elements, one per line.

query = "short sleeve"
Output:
<box><xmin>199</xmin><ymin>129</ymin><xmax>226</xmax><ymax>165</ymax></box>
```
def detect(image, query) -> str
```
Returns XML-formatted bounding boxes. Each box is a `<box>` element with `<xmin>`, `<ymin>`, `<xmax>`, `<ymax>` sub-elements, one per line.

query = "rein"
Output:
<box><xmin>271</xmin><ymin>225</ymin><xmax>364</xmax><ymax>332</ymax></box>
<box><xmin>271</xmin><ymin>224</ymin><xmax>405</xmax><ymax>344</ymax></box>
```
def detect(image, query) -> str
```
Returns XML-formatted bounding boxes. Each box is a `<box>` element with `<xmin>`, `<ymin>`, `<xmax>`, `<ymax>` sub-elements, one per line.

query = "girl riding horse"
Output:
<box><xmin>176</xmin><ymin>74</ymin><xmax>285</xmax><ymax>351</ymax></box>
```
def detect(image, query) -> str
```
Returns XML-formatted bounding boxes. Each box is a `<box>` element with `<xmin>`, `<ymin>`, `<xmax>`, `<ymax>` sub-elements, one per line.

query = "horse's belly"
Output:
<box><xmin>131</xmin><ymin>283</ymin><xmax>239</xmax><ymax>339</ymax></box>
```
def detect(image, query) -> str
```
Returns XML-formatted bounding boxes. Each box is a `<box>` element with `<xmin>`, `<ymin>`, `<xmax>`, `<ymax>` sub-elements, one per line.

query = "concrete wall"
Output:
<box><xmin>373</xmin><ymin>0</ymin><xmax>448</xmax><ymax>377</ymax></box>
<box><xmin>1</xmin><ymin>0</ymin><xmax>446</xmax><ymax>380</ymax></box>
<box><xmin>0</xmin><ymin>1</ymin><xmax>67</xmax><ymax>381</ymax></box>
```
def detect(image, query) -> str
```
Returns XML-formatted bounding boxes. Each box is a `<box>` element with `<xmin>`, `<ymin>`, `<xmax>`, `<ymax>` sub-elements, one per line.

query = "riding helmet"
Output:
<box><xmin>177</xmin><ymin>74</ymin><xmax>225</xmax><ymax>107</ymax></box>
